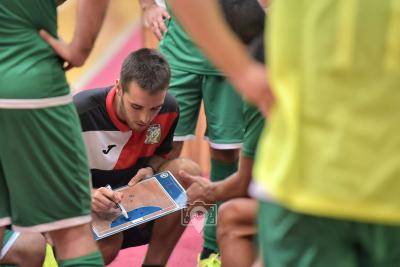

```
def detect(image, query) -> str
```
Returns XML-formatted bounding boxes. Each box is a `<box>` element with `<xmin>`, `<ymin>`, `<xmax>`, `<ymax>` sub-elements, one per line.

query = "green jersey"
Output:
<box><xmin>0</xmin><ymin>0</ymin><xmax>69</xmax><ymax>99</ymax></box>
<box><xmin>159</xmin><ymin>3</ymin><xmax>220</xmax><ymax>75</ymax></box>
<box><xmin>253</xmin><ymin>0</ymin><xmax>400</xmax><ymax>224</ymax></box>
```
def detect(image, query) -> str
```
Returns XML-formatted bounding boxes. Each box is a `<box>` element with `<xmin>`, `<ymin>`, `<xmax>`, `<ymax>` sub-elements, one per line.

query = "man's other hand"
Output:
<box><xmin>179</xmin><ymin>170</ymin><xmax>215</xmax><ymax>206</ymax></box>
<box><xmin>128</xmin><ymin>167</ymin><xmax>154</xmax><ymax>186</ymax></box>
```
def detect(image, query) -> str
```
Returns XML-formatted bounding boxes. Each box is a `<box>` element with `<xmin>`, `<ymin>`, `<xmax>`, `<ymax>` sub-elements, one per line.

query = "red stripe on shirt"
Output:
<box><xmin>114</xmin><ymin>112</ymin><xmax>178</xmax><ymax>170</ymax></box>
<box><xmin>106</xmin><ymin>86</ymin><xmax>130</xmax><ymax>132</ymax></box>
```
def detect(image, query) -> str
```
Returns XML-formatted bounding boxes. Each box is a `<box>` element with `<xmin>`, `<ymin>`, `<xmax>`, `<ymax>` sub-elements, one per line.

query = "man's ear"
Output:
<box><xmin>115</xmin><ymin>79</ymin><xmax>122</xmax><ymax>96</ymax></box>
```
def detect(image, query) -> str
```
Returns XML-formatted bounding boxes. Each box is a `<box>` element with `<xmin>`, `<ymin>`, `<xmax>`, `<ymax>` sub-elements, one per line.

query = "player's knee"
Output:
<box><xmin>159</xmin><ymin>158</ymin><xmax>202</xmax><ymax>188</ymax></box>
<box><xmin>13</xmin><ymin>233</ymin><xmax>46</xmax><ymax>267</ymax></box>
<box><xmin>165</xmin><ymin>141</ymin><xmax>184</xmax><ymax>159</ymax></box>
<box><xmin>210</xmin><ymin>148</ymin><xmax>240</xmax><ymax>163</ymax></box>
<box><xmin>49</xmin><ymin>223</ymin><xmax>99</xmax><ymax>260</ymax></box>
<box><xmin>97</xmin><ymin>233</ymin><xmax>123</xmax><ymax>265</ymax></box>
<box><xmin>217</xmin><ymin>201</ymin><xmax>242</xmax><ymax>241</ymax></box>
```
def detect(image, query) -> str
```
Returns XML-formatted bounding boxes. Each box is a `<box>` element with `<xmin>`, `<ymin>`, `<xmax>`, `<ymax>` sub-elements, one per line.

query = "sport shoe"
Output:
<box><xmin>198</xmin><ymin>253</ymin><xmax>221</xmax><ymax>267</ymax></box>
<box><xmin>42</xmin><ymin>244</ymin><xmax>58</xmax><ymax>267</ymax></box>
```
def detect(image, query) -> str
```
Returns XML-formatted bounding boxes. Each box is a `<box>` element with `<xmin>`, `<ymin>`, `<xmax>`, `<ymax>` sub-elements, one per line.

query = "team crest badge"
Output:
<box><xmin>145</xmin><ymin>124</ymin><xmax>161</xmax><ymax>144</ymax></box>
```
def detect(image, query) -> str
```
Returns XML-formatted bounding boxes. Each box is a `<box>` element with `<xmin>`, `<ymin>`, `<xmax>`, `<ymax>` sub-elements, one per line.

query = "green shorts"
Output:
<box><xmin>258</xmin><ymin>201</ymin><xmax>400</xmax><ymax>267</ymax></box>
<box><xmin>0</xmin><ymin>229</ymin><xmax>19</xmax><ymax>260</ymax></box>
<box><xmin>168</xmin><ymin>68</ymin><xmax>244</xmax><ymax>149</ymax></box>
<box><xmin>241</xmin><ymin>102</ymin><xmax>265</xmax><ymax>158</ymax></box>
<box><xmin>0</xmin><ymin>104</ymin><xmax>92</xmax><ymax>232</ymax></box>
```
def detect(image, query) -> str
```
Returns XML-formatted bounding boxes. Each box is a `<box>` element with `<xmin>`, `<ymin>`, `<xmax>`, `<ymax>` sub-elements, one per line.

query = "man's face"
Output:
<box><xmin>117</xmin><ymin>81</ymin><xmax>166</xmax><ymax>132</ymax></box>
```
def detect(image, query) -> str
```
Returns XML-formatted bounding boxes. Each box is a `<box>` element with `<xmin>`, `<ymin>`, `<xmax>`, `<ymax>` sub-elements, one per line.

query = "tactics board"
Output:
<box><xmin>92</xmin><ymin>171</ymin><xmax>187</xmax><ymax>240</ymax></box>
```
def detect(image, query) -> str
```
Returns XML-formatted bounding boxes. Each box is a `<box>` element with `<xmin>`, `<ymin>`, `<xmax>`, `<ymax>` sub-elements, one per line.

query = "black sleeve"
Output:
<box><xmin>72</xmin><ymin>86</ymin><xmax>115</xmax><ymax>132</ymax></box>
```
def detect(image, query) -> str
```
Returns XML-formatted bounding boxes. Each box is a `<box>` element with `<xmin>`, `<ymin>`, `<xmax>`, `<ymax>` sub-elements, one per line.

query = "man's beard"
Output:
<box><xmin>119</xmin><ymin>97</ymin><xmax>140</xmax><ymax>131</ymax></box>
<box><xmin>119</xmin><ymin>96</ymin><xmax>126</xmax><ymax>121</ymax></box>
<box><xmin>119</xmin><ymin>96</ymin><xmax>131</xmax><ymax>128</ymax></box>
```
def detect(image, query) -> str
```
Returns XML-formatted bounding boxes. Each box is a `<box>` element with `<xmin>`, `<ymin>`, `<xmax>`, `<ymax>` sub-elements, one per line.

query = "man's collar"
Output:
<box><xmin>106</xmin><ymin>86</ymin><xmax>130</xmax><ymax>132</ymax></box>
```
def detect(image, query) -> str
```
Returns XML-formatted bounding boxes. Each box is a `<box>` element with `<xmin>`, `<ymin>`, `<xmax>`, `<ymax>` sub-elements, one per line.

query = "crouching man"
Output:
<box><xmin>74</xmin><ymin>48</ymin><xmax>201</xmax><ymax>266</ymax></box>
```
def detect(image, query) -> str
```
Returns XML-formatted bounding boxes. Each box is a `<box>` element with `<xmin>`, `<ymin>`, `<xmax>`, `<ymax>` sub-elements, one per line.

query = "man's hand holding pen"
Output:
<box><xmin>92</xmin><ymin>185</ymin><xmax>127</xmax><ymax>219</ymax></box>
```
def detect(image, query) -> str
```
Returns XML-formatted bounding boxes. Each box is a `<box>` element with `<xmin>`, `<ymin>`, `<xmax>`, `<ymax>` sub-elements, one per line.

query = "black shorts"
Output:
<box><xmin>121</xmin><ymin>221</ymin><xmax>154</xmax><ymax>249</ymax></box>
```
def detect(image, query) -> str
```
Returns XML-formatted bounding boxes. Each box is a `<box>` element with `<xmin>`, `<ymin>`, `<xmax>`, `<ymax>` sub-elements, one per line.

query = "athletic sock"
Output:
<box><xmin>58</xmin><ymin>250</ymin><xmax>104</xmax><ymax>267</ymax></box>
<box><xmin>202</xmin><ymin>158</ymin><xmax>238</xmax><ymax>256</ymax></box>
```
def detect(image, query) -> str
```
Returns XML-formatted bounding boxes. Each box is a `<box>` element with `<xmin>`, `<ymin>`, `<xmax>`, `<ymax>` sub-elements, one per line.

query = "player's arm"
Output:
<box><xmin>182</xmin><ymin>155</ymin><xmax>254</xmax><ymax>205</ymax></box>
<box><xmin>167</xmin><ymin>0</ymin><xmax>273</xmax><ymax>116</ymax></box>
<box><xmin>40</xmin><ymin>0</ymin><xmax>109</xmax><ymax>70</ymax></box>
<box><xmin>139</xmin><ymin>0</ymin><xmax>170</xmax><ymax>40</ymax></box>
<box><xmin>212</xmin><ymin>156</ymin><xmax>253</xmax><ymax>201</ymax></box>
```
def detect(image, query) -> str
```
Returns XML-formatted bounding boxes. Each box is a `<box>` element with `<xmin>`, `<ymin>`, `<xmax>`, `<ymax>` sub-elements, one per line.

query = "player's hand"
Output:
<box><xmin>231</xmin><ymin>62</ymin><xmax>274</xmax><ymax>117</ymax></box>
<box><xmin>128</xmin><ymin>167</ymin><xmax>154</xmax><ymax>187</ymax></box>
<box><xmin>179</xmin><ymin>170</ymin><xmax>215</xmax><ymax>206</ymax></box>
<box><xmin>39</xmin><ymin>29</ymin><xmax>90</xmax><ymax>71</ymax></box>
<box><xmin>142</xmin><ymin>3</ymin><xmax>170</xmax><ymax>40</ymax></box>
<box><xmin>92</xmin><ymin>187</ymin><xmax>123</xmax><ymax>214</ymax></box>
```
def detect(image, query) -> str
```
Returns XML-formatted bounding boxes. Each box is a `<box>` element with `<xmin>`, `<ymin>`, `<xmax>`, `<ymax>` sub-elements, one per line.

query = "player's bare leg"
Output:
<box><xmin>0</xmin><ymin>226</ymin><xmax>4</xmax><ymax>250</ymax></box>
<box><xmin>200</xmin><ymin>147</ymin><xmax>239</xmax><ymax>261</ymax></box>
<box><xmin>210</xmin><ymin>148</ymin><xmax>239</xmax><ymax>164</ymax></box>
<box><xmin>97</xmin><ymin>232</ymin><xmax>123</xmax><ymax>264</ymax></box>
<box><xmin>217</xmin><ymin>198</ymin><xmax>258</xmax><ymax>267</ymax></box>
<box><xmin>142</xmin><ymin>158</ymin><xmax>202</xmax><ymax>265</ymax></box>
<box><xmin>143</xmin><ymin>211</ymin><xmax>185</xmax><ymax>265</ymax></box>
<box><xmin>48</xmin><ymin>223</ymin><xmax>99</xmax><ymax>261</ymax></box>
<box><xmin>0</xmin><ymin>232</ymin><xmax>46</xmax><ymax>267</ymax></box>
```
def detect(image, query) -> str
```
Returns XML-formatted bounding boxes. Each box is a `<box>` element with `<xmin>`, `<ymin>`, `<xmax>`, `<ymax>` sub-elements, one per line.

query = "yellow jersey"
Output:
<box><xmin>253</xmin><ymin>0</ymin><xmax>400</xmax><ymax>224</ymax></box>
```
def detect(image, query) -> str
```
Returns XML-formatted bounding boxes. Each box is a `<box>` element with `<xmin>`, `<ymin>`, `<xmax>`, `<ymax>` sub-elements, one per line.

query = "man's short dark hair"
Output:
<box><xmin>219</xmin><ymin>0</ymin><xmax>265</xmax><ymax>45</ymax></box>
<box><xmin>120</xmin><ymin>48</ymin><xmax>171</xmax><ymax>94</ymax></box>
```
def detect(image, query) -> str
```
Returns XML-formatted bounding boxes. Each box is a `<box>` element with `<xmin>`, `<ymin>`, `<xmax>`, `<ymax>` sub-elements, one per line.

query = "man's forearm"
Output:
<box><xmin>211</xmin><ymin>173</ymin><xmax>250</xmax><ymax>202</ymax></box>
<box><xmin>212</xmin><ymin>173</ymin><xmax>242</xmax><ymax>202</ymax></box>
<box><xmin>72</xmin><ymin>0</ymin><xmax>109</xmax><ymax>64</ymax></box>
<box><xmin>209</xmin><ymin>156</ymin><xmax>254</xmax><ymax>202</ymax></box>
